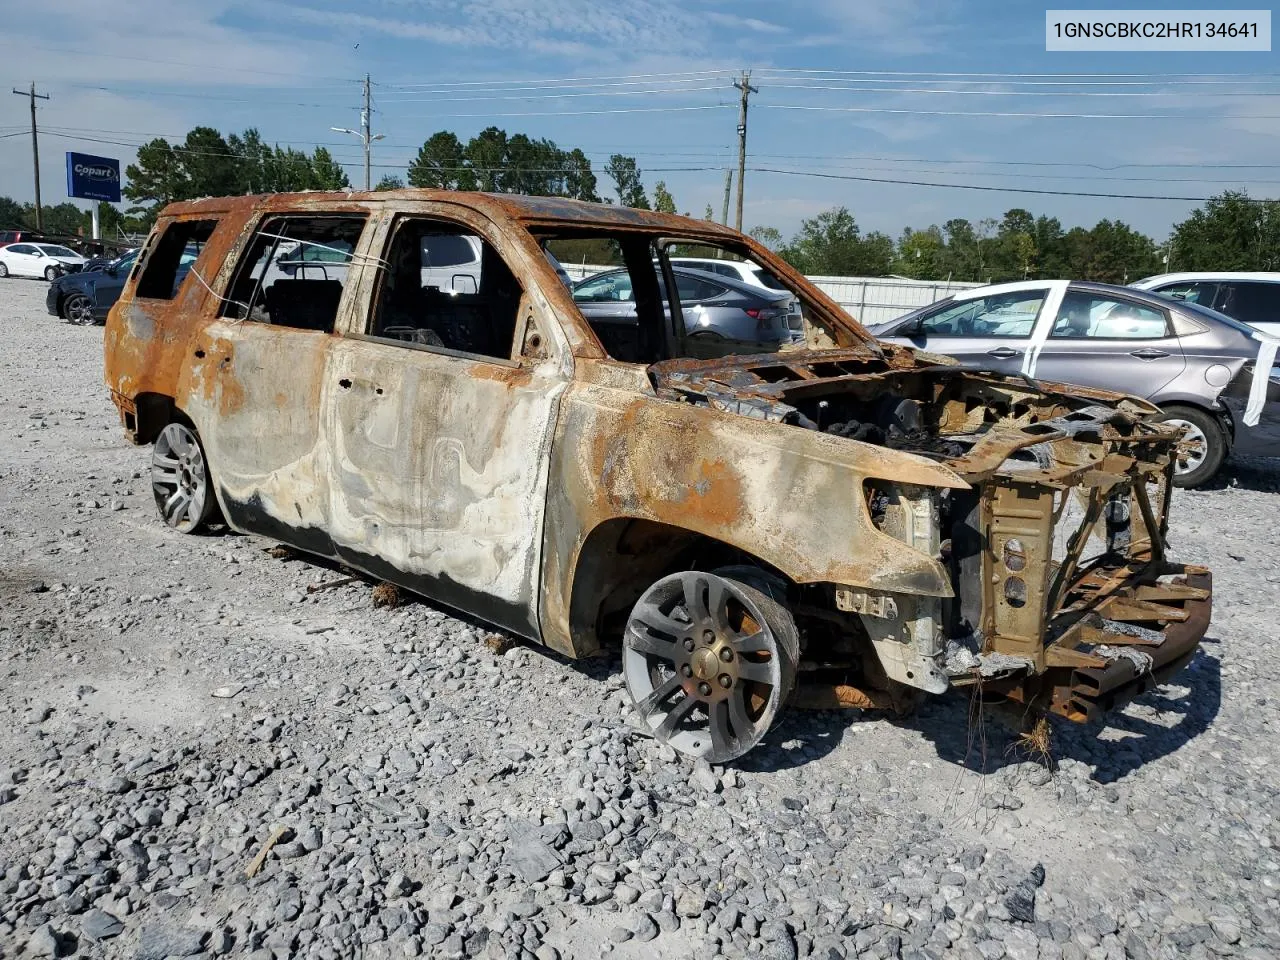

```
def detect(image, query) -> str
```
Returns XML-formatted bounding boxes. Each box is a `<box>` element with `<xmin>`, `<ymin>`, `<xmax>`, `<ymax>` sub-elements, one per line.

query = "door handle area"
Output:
<box><xmin>986</xmin><ymin>347</ymin><xmax>1021</xmax><ymax>359</ymax></box>
<box><xmin>1129</xmin><ymin>348</ymin><xmax>1170</xmax><ymax>360</ymax></box>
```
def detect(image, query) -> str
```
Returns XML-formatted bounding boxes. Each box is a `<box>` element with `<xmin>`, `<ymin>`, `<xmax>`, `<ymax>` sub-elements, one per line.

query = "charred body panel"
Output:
<box><xmin>103</xmin><ymin>189</ymin><xmax>1214</xmax><ymax>763</ymax></box>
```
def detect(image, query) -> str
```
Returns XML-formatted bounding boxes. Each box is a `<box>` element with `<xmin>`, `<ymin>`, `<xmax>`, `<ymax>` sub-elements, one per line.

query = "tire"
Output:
<box><xmin>0</xmin><ymin>262</ymin><xmax>8</xmax><ymax>278</ymax></box>
<box><xmin>151</xmin><ymin>422</ymin><xmax>217</xmax><ymax>533</ymax></box>
<box><xmin>44</xmin><ymin>265</ymin><xmax>60</xmax><ymax>281</ymax></box>
<box><xmin>623</xmin><ymin>569</ymin><xmax>799</xmax><ymax>763</ymax></box>
<box><xmin>64</xmin><ymin>294</ymin><xmax>95</xmax><ymax>326</ymax></box>
<box><xmin>1154</xmin><ymin>404</ymin><xmax>1226</xmax><ymax>488</ymax></box>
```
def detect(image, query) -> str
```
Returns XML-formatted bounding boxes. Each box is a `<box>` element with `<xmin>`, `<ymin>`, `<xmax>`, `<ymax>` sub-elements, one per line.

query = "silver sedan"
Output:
<box><xmin>869</xmin><ymin>279</ymin><xmax>1280</xmax><ymax>487</ymax></box>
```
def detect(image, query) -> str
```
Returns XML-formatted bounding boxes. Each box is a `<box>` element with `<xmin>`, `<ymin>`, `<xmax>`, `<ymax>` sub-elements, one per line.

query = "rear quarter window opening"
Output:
<box><xmin>135</xmin><ymin>220</ymin><xmax>218</xmax><ymax>300</ymax></box>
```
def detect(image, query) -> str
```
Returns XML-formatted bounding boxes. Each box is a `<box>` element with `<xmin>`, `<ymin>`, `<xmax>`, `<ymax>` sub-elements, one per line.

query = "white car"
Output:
<box><xmin>1131</xmin><ymin>272</ymin><xmax>1280</xmax><ymax>339</ymax></box>
<box><xmin>668</xmin><ymin>256</ymin><xmax>801</xmax><ymax>338</ymax></box>
<box><xmin>0</xmin><ymin>242</ymin><xmax>88</xmax><ymax>280</ymax></box>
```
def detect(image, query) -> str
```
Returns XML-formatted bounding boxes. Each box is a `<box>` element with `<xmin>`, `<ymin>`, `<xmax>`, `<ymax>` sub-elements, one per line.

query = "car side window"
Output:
<box><xmin>221</xmin><ymin>215</ymin><xmax>366</xmax><ymax>331</ymax></box>
<box><xmin>673</xmin><ymin>274</ymin><xmax>724</xmax><ymax>303</ymax></box>
<box><xmin>1156</xmin><ymin>281</ymin><xmax>1217</xmax><ymax>308</ymax></box>
<box><xmin>573</xmin><ymin>272</ymin><xmax>633</xmax><ymax>303</ymax></box>
<box><xmin>8</xmin><ymin>244</ymin><xmax>32</xmax><ymax>255</ymax></box>
<box><xmin>368</xmin><ymin>217</ymin><xmax>524</xmax><ymax>361</ymax></box>
<box><xmin>1050</xmin><ymin>293</ymin><xmax>1169</xmax><ymax>339</ymax></box>
<box><xmin>1216</xmin><ymin>281</ymin><xmax>1277</xmax><ymax>327</ymax></box>
<box><xmin>917</xmin><ymin>291</ymin><xmax>1045</xmax><ymax>338</ymax></box>
<box><xmin>136</xmin><ymin>220</ymin><xmax>218</xmax><ymax>300</ymax></box>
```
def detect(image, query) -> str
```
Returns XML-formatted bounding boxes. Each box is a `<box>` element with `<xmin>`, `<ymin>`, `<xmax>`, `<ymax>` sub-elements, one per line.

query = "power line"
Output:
<box><xmin>764</xmin><ymin>103</ymin><xmax>1280</xmax><ymax>120</ymax></box>
<box><xmin>762</xmin><ymin>83</ymin><xmax>1280</xmax><ymax>98</ymax></box>
<box><xmin>757</xmin><ymin>67</ymin><xmax>1280</xmax><ymax>79</ymax></box>
<box><xmin>748</xmin><ymin>166</ymin><xmax>1271</xmax><ymax>202</ymax></box>
<box><xmin>376</xmin><ymin>69</ymin><xmax>739</xmax><ymax>89</ymax></box>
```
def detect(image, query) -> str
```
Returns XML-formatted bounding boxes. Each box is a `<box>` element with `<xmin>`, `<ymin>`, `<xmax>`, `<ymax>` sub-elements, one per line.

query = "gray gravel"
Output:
<box><xmin>1</xmin><ymin>277</ymin><xmax>1278</xmax><ymax>959</ymax></box>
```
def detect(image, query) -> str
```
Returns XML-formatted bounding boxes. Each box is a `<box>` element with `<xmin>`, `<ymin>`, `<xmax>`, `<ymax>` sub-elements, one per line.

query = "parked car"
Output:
<box><xmin>870</xmin><ymin>279</ymin><xmax>1280</xmax><ymax>487</ymax></box>
<box><xmin>47</xmin><ymin>249</ymin><xmax>140</xmax><ymax>325</ymax></box>
<box><xmin>0</xmin><ymin>242</ymin><xmax>88</xmax><ymax>280</ymax></box>
<box><xmin>670</xmin><ymin>256</ymin><xmax>801</xmax><ymax>337</ymax></box>
<box><xmin>102</xmin><ymin>191</ymin><xmax>1210</xmax><ymax>764</ymax></box>
<box><xmin>573</xmin><ymin>266</ymin><xmax>794</xmax><ymax>354</ymax></box>
<box><xmin>80</xmin><ymin>247</ymin><xmax>140</xmax><ymax>274</ymax></box>
<box><xmin>1131</xmin><ymin>272</ymin><xmax>1280</xmax><ymax>339</ymax></box>
<box><xmin>0</xmin><ymin>229</ymin><xmax>47</xmax><ymax>248</ymax></box>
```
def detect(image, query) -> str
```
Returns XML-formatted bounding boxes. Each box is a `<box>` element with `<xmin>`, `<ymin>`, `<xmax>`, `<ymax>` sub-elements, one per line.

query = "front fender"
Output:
<box><xmin>539</xmin><ymin>369</ymin><xmax>963</xmax><ymax>655</ymax></box>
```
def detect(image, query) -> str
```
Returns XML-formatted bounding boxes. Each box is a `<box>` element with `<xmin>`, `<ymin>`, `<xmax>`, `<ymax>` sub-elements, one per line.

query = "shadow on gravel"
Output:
<box><xmin>1198</xmin><ymin>456</ymin><xmax>1280</xmax><ymax>493</ymax></box>
<box><xmin>907</xmin><ymin>647</ymin><xmax>1222</xmax><ymax>783</ymax></box>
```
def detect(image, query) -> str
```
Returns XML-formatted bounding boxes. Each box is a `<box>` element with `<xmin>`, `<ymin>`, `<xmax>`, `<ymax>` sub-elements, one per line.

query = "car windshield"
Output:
<box><xmin>39</xmin><ymin>245</ymin><xmax>79</xmax><ymax>258</ymax></box>
<box><xmin>749</xmin><ymin>266</ymin><xmax>788</xmax><ymax>290</ymax></box>
<box><xmin>1151</xmin><ymin>292</ymin><xmax>1260</xmax><ymax>336</ymax></box>
<box><xmin>112</xmin><ymin>251</ymin><xmax>139</xmax><ymax>270</ymax></box>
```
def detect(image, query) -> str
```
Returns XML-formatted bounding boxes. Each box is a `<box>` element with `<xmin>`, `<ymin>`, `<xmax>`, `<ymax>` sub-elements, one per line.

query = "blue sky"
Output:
<box><xmin>1</xmin><ymin>1</ymin><xmax>1277</xmax><ymax>242</ymax></box>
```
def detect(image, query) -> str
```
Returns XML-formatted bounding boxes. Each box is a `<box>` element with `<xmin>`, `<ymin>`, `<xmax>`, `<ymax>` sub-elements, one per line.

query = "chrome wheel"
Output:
<box><xmin>151</xmin><ymin>423</ymin><xmax>214</xmax><ymax>533</ymax></box>
<box><xmin>44</xmin><ymin>265</ymin><xmax>60</xmax><ymax>281</ymax></box>
<box><xmin>65</xmin><ymin>294</ymin><xmax>95</xmax><ymax>326</ymax></box>
<box><xmin>1163</xmin><ymin>418</ymin><xmax>1207</xmax><ymax>476</ymax></box>
<box><xmin>624</xmin><ymin>571</ymin><xmax>795</xmax><ymax>763</ymax></box>
<box><xmin>0</xmin><ymin>263</ymin><xmax>8</xmax><ymax>278</ymax></box>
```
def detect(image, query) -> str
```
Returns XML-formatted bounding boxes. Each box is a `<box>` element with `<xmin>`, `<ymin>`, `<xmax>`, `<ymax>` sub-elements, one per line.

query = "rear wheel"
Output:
<box><xmin>151</xmin><ymin>422</ymin><xmax>216</xmax><ymax>533</ymax></box>
<box><xmin>1154</xmin><ymin>404</ymin><xmax>1226</xmax><ymax>488</ymax></box>
<box><xmin>623</xmin><ymin>569</ymin><xmax>798</xmax><ymax>763</ymax></box>
<box><xmin>64</xmin><ymin>294</ymin><xmax>95</xmax><ymax>326</ymax></box>
<box><xmin>44</xmin><ymin>265</ymin><xmax>60</xmax><ymax>281</ymax></box>
<box><xmin>0</xmin><ymin>263</ymin><xmax>8</xmax><ymax>278</ymax></box>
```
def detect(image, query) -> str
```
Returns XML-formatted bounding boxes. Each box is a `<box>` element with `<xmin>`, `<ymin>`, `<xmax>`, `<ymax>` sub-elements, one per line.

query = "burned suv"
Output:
<box><xmin>104</xmin><ymin>192</ymin><xmax>1211</xmax><ymax>762</ymax></box>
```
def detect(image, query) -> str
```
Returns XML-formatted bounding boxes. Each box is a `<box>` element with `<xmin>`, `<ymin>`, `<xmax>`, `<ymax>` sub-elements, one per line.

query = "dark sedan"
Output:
<box><xmin>46</xmin><ymin>249</ymin><xmax>139</xmax><ymax>325</ymax></box>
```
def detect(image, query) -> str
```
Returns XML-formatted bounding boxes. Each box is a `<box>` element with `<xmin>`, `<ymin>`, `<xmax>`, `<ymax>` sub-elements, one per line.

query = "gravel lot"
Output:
<box><xmin>2</xmin><ymin>276</ymin><xmax>1279</xmax><ymax>960</ymax></box>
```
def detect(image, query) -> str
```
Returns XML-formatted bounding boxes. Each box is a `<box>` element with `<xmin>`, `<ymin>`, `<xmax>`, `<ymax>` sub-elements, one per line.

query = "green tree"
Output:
<box><xmin>466</xmin><ymin>127</ymin><xmax>509</xmax><ymax>192</ymax></box>
<box><xmin>408</xmin><ymin>131</ymin><xmax>472</xmax><ymax>190</ymax></box>
<box><xmin>562</xmin><ymin>148</ymin><xmax>600</xmax><ymax>202</ymax></box>
<box><xmin>310</xmin><ymin>147</ymin><xmax>349</xmax><ymax>190</ymax></box>
<box><xmin>0</xmin><ymin>196</ymin><xmax>24</xmax><ymax>229</ymax></box>
<box><xmin>893</xmin><ymin>226</ymin><xmax>946</xmax><ymax>279</ymax></box>
<box><xmin>605</xmin><ymin>155</ymin><xmax>649</xmax><ymax>208</ymax></box>
<box><xmin>1171</xmin><ymin>190</ymin><xmax>1280</xmax><ymax>271</ymax></box>
<box><xmin>652</xmin><ymin>180</ymin><xmax>677</xmax><ymax>214</ymax></box>
<box><xmin>748</xmin><ymin>225</ymin><xmax>783</xmax><ymax>250</ymax></box>
<box><xmin>123</xmin><ymin>139</ymin><xmax>189</xmax><ymax>221</ymax></box>
<box><xmin>780</xmin><ymin>207</ymin><xmax>890</xmax><ymax>275</ymax></box>
<box><xmin>375</xmin><ymin>174</ymin><xmax>405</xmax><ymax>191</ymax></box>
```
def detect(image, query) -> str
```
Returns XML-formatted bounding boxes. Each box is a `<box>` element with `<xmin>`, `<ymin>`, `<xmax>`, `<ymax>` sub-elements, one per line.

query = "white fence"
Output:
<box><xmin>561</xmin><ymin>262</ymin><xmax>979</xmax><ymax>326</ymax></box>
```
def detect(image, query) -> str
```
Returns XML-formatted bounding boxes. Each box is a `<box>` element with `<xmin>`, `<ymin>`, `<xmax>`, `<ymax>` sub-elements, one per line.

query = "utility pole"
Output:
<box><xmin>330</xmin><ymin>73</ymin><xmax>382</xmax><ymax>191</ymax></box>
<box><xmin>720</xmin><ymin>169</ymin><xmax>733</xmax><ymax>225</ymax></box>
<box><xmin>733</xmin><ymin>70</ymin><xmax>757</xmax><ymax>233</ymax></box>
<box><xmin>12</xmin><ymin>83</ymin><xmax>50</xmax><ymax>231</ymax></box>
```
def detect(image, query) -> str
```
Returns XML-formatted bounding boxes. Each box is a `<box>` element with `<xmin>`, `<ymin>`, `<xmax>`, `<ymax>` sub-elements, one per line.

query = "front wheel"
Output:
<box><xmin>1154</xmin><ymin>404</ymin><xmax>1226</xmax><ymax>488</ymax></box>
<box><xmin>64</xmin><ymin>294</ymin><xmax>95</xmax><ymax>326</ymax></box>
<box><xmin>0</xmin><ymin>262</ymin><xmax>8</xmax><ymax>278</ymax></box>
<box><xmin>624</xmin><ymin>570</ymin><xmax>798</xmax><ymax>763</ymax></box>
<box><xmin>44</xmin><ymin>265</ymin><xmax>61</xmax><ymax>281</ymax></box>
<box><xmin>151</xmin><ymin>422</ymin><xmax>217</xmax><ymax>533</ymax></box>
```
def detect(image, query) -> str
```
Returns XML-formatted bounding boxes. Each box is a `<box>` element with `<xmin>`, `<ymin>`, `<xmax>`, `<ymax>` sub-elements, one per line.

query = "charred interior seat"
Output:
<box><xmin>265</xmin><ymin>279</ymin><xmax>343</xmax><ymax>333</ymax></box>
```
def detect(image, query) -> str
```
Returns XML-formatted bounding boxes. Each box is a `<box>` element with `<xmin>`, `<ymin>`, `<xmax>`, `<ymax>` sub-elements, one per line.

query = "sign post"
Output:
<box><xmin>65</xmin><ymin>152</ymin><xmax>121</xmax><ymax>241</ymax></box>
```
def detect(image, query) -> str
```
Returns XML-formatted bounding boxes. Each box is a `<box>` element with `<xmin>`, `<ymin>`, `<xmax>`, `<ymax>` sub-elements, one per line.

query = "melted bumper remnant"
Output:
<box><xmin>648</xmin><ymin>349</ymin><xmax>1212</xmax><ymax>722</ymax></box>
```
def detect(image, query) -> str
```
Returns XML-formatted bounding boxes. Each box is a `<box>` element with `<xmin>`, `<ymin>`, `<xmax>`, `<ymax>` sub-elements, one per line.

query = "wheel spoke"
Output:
<box><xmin>633</xmin><ymin>674</ymin><xmax>682</xmax><ymax>719</ymax></box>
<box><xmin>736</xmin><ymin>660</ymin><xmax>775</xmax><ymax>685</ymax></box>
<box><xmin>709</xmin><ymin>700</ymin><xmax>735</xmax><ymax>757</ymax></box>
<box><xmin>631</xmin><ymin>599</ymin><xmax>687</xmax><ymax>640</ymax></box>
<box><xmin>654</xmin><ymin>694</ymin><xmax>698</xmax><ymax>741</ymax></box>
<box><xmin>734</xmin><ymin>630</ymin><xmax>771</xmax><ymax>653</ymax></box>
<box><xmin>153</xmin><ymin>454</ymin><xmax>181</xmax><ymax>472</ymax></box>
<box><xmin>626</xmin><ymin>627</ymin><xmax>679</xmax><ymax>662</ymax></box>
<box><xmin>728</xmin><ymin>691</ymin><xmax>756</xmax><ymax>740</ymax></box>
<box><xmin>164</xmin><ymin>489</ymin><xmax>190</xmax><ymax>522</ymax></box>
